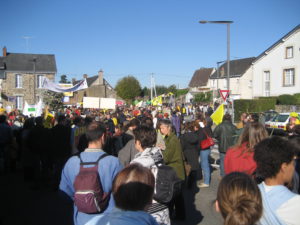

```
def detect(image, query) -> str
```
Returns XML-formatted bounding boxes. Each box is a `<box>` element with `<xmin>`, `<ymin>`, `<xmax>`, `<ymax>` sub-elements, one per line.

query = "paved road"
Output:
<box><xmin>1</xmin><ymin>146</ymin><xmax>222</xmax><ymax>225</ymax></box>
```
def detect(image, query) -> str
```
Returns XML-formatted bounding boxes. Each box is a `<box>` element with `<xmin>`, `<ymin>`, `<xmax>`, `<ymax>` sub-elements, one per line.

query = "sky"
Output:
<box><xmin>1</xmin><ymin>0</ymin><xmax>300</xmax><ymax>89</ymax></box>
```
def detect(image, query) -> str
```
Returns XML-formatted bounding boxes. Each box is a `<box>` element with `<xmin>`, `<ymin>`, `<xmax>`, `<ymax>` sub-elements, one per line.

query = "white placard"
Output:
<box><xmin>100</xmin><ymin>98</ymin><xmax>116</xmax><ymax>110</ymax></box>
<box><xmin>83</xmin><ymin>97</ymin><xmax>100</xmax><ymax>109</ymax></box>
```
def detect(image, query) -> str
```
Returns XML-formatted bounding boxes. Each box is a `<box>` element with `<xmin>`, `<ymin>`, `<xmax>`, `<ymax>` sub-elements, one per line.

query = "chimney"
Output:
<box><xmin>83</xmin><ymin>74</ymin><xmax>88</xmax><ymax>79</ymax></box>
<box><xmin>72</xmin><ymin>78</ymin><xmax>76</xmax><ymax>84</ymax></box>
<box><xmin>3</xmin><ymin>46</ymin><xmax>7</xmax><ymax>57</ymax></box>
<box><xmin>98</xmin><ymin>69</ymin><xmax>104</xmax><ymax>85</ymax></box>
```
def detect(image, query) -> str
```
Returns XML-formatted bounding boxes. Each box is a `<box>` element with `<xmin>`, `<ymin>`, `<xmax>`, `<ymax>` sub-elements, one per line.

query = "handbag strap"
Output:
<box><xmin>202</xmin><ymin>128</ymin><xmax>209</xmax><ymax>139</ymax></box>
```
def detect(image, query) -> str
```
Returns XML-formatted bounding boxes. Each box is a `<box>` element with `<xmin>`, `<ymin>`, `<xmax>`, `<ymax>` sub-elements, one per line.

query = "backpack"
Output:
<box><xmin>153</xmin><ymin>161</ymin><xmax>183</xmax><ymax>204</ymax></box>
<box><xmin>73</xmin><ymin>153</ymin><xmax>110</xmax><ymax>214</ymax></box>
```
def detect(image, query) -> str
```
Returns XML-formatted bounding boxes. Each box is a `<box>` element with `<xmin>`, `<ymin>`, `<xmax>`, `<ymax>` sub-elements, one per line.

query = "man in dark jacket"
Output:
<box><xmin>213</xmin><ymin>113</ymin><xmax>237</xmax><ymax>177</ymax></box>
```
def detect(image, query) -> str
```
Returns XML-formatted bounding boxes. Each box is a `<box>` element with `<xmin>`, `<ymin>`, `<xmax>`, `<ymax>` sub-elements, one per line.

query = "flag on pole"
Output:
<box><xmin>151</xmin><ymin>95</ymin><xmax>162</xmax><ymax>106</ymax></box>
<box><xmin>210</xmin><ymin>104</ymin><xmax>224</xmax><ymax>125</ymax></box>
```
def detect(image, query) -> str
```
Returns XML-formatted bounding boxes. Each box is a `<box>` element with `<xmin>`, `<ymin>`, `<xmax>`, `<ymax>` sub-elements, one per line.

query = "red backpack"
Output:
<box><xmin>73</xmin><ymin>153</ymin><xmax>110</xmax><ymax>214</ymax></box>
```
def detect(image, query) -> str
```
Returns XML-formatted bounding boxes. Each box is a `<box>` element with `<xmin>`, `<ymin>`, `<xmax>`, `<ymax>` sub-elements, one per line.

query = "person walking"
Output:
<box><xmin>224</xmin><ymin>122</ymin><xmax>268</xmax><ymax>176</ymax></box>
<box><xmin>180</xmin><ymin>121</ymin><xmax>200</xmax><ymax>188</ymax></box>
<box><xmin>213</xmin><ymin>114</ymin><xmax>237</xmax><ymax>177</ymax></box>
<box><xmin>196</xmin><ymin>117</ymin><xmax>213</xmax><ymax>188</ymax></box>
<box><xmin>131</xmin><ymin>125</ymin><xmax>170</xmax><ymax>225</ymax></box>
<box><xmin>59</xmin><ymin>122</ymin><xmax>123</xmax><ymax>225</ymax></box>
<box><xmin>159</xmin><ymin>119</ymin><xmax>186</xmax><ymax>220</ymax></box>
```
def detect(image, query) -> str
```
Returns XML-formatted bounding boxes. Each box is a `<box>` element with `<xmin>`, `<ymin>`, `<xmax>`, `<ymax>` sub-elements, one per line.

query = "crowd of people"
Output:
<box><xmin>0</xmin><ymin>103</ymin><xmax>300</xmax><ymax>225</ymax></box>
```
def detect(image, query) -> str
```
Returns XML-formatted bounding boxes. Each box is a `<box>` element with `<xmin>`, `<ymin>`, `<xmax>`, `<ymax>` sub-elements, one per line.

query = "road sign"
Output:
<box><xmin>219</xmin><ymin>90</ymin><xmax>229</xmax><ymax>101</ymax></box>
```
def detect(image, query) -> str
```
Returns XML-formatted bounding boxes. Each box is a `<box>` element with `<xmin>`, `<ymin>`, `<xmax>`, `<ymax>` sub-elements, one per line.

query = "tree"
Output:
<box><xmin>59</xmin><ymin>75</ymin><xmax>71</xmax><ymax>83</ymax></box>
<box><xmin>141</xmin><ymin>87</ymin><xmax>150</xmax><ymax>97</ymax></box>
<box><xmin>42</xmin><ymin>90</ymin><xmax>64</xmax><ymax>111</ymax></box>
<box><xmin>194</xmin><ymin>91</ymin><xmax>213</xmax><ymax>103</ymax></box>
<box><xmin>115</xmin><ymin>76</ymin><xmax>142</xmax><ymax>102</ymax></box>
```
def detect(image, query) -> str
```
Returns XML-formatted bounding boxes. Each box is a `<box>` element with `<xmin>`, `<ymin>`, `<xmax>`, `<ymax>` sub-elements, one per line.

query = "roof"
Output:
<box><xmin>189</xmin><ymin>68</ymin><xmax>214</xmax><ymax>87</ymax></box>
<box><xmin>74</xmin><ymin>76</ymin><xmax>98</xmax><ymax>87</ymax></box>
<box><xmin>210</xmin><ymin>57</ymin><xmax>256</xmax><ymax>79</ymax></box>
<box><xmin>0</xmin><ymin>53</ymin><xmax>57</xmax><ymax>73</ymax></box>
<box><xmin>73</xmin><ymin>75</ymin><xmax>113</xmax><ymax>89</ymax></box>
<box><xmin>253</xmin><ymin>24</ymin><xmax>300</xmax><ymax>64</ymax></box>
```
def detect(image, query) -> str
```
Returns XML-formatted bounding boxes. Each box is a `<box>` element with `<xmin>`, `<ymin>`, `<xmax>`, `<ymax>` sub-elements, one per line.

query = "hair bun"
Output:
<box><xmin>225</xmin><ymin>198</ymin><xmax>260</xmax><ymax>225</ymax></box>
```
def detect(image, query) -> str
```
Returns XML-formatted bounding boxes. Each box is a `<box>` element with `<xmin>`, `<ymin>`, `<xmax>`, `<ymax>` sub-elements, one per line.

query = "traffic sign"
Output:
<box><xmin>219</xmin><ymin>90</ymin><xmax>229</xmax><ymax>101</ymax></box>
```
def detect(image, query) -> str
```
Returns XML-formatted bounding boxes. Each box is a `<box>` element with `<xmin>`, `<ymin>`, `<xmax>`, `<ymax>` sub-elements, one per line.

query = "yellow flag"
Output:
<box><xmin>210</xmin><ymin>104</ymin><xmax>224</xmax><ymax>125</ymax></box>
<box><xmin>151</xmin><ymin>95</ymin><xmax>162</xmax><ymax>106</ymax></box>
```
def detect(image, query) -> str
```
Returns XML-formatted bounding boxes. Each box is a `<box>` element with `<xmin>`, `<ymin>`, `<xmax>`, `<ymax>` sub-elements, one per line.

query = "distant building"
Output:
<box><xmin>189</xmin><ymin>67</ymin><xmax>215</xmax><ymax>94</ymax></box>
<box><xmin>67</xmin><ymin>70</ymin><xmax>118</xmax><ymax>105</ymax></box>
<box><xmin>210</xmin><ymin>57</ymin><xmax>256</xmax><ymax>99</ymax></box>
<box><xmin>0</xmin><ymin>47</ymin><xmax>57</xmax><ymax>109</ymax></box>
<box><xmin>252</xmin><ymin>24</ymin><xmax>300</xmax><ymax>98</ymax></box>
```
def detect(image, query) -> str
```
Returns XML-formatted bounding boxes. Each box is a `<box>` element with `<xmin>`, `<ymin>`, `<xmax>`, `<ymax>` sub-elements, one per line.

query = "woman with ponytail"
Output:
<box><xmin>216</xmin><ymin>172</ymin><xmax>262</xmax><ymax>225</ymax></box>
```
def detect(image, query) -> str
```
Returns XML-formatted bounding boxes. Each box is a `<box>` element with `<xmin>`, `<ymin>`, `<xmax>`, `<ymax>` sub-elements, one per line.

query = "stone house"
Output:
<box><xmin>0</xmin><ymin>47</ymin><xmax>57</xmax><ymax>109</ymax></box>
<box><xmin>67</xmin><ymin>70</ymin><xmax>118</xmax><ymax>105</ymax></box>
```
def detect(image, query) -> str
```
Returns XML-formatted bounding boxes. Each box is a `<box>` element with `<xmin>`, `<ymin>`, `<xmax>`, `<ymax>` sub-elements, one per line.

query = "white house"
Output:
<box><xmin>210</xmin><ymin>57</ymin><xmax>256</xmax><ymax>100</ymax></box>
<box><xmin>252</xmin><ymin>24</ymin><xmax>300</xmax><ymax>98</ymax></box>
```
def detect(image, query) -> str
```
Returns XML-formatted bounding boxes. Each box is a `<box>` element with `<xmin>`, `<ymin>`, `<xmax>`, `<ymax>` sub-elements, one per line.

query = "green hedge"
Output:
<box><xmin>277</xmin><ymin>94</ymin><xmax>297</xmax><ymax>105</ymax></box>
<box><xmin>293</xmin><ymin>93</ymin><xmax>300</xmax><ymax>105</ymax></box>
<box><xmin>234</xmin><ymin>99</ymin><xmax>276</xmax><ymax>122</ymax></box>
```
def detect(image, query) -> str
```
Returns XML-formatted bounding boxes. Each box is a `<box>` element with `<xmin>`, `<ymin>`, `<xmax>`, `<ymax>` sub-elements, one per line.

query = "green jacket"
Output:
<box><xmin>213</xmin><ymin>121</ymin><xmax>238</xmax><ymax>153</ymax></box>
<box><xmin>163</xmin><ymin>132</ymin><xmax>186</xmax><ymax>180</ymax></box>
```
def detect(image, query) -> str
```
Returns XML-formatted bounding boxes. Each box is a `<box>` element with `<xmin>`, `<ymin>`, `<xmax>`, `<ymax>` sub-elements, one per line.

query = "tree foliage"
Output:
<box><xmin>59</xmin><ymin>75</ymin><xmax>71</xmax><ymax>83</ymax></box>
<box><xmin>194</xmin><ymin>91</ymin><xmax>212</xmax><ymax>103</ymax></box>
<box><xmin>115</xmin><ymin>76</ymin><xmax>142</xmax><ymax>102</ymax></box>
<box><xmin>42</xmin><ymin>90</ymin><xmax>64</xmax><ymax>111</ymax></box>
<box><xmin>141</xmin><ymin>85</ymin><xmax>179</xmax><ymax>97</ymax></box>
<box><xmin>176</xmin><ymin>88</ymin><xmax>189</xmax><ymax>97</ymax></box>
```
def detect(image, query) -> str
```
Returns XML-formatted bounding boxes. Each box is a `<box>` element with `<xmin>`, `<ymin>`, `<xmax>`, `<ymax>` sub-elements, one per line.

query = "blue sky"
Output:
<box><xmin>1</xmin><ymin>0</ymin><xmax>299</xmax><ymax>88</ymax></box>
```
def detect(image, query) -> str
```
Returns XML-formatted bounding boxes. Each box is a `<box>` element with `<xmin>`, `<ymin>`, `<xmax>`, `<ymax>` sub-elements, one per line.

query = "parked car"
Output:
<box><xmin>264</xmin><ymin>110</ymin><xmax>278</xmax><ymax>122</ymax></box>
<box><xmin>265</xmin><ymin>112</ymin><xmax>300</xmax><ymax>135</ymax></box>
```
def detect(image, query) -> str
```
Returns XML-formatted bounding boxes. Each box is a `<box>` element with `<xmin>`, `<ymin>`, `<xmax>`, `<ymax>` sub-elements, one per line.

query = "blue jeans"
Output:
<box><xmin>219</xmin><ymin>152</ymin><xmax>226</xmax><ymax>177</ymax></box>
<box><xmin>200</xmin><ymin>149</ymin><xmax>211</xmax><ymax>185</ymax></box>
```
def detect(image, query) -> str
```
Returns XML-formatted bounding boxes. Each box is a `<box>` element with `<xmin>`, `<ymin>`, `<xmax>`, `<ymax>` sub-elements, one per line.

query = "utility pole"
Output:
<box><xmin>150</xmin><ymin>74</ymin><xmax>153</xmax><ymax>104</ymax></box>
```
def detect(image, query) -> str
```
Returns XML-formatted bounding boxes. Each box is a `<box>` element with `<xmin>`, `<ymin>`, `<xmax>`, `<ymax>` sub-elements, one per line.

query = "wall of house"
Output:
<box><xmin>68</xmin><ymin>84</ymin><xmax>117</xmax><ymax>105</ymax></box>
<box><xmin>2</xmin><ymin>72</ymin><xmax>55</xmax><ymax>108</ymax></box>
<box><xmin>252</xmin><ymin>29</ymin><xmax>300</xmax><ymax>97</ymax></box>
<box><xmin>210</xmin><ymin>70</ymin><xmax>253</xmax><ymax>99</ymax></box>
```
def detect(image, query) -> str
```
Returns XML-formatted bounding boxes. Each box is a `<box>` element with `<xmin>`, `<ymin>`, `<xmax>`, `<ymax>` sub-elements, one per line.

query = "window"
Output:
<box><xmin>283</xmin><ymin>68</ymin><xmax>295</xmax><ymax>86</ymax></box>
<box><xmin>223</xmin><ymin>79</ymin><xmax>228</xmax><ymax>89</ymax></box>
<box><xmin>15</xmin><ymin>74</ymin><xmax>22</xmax><ymax>88</ymax></box>
<box><xmin>15</xmin><ymin>96</ymin><xmax>23</xmax><ymax>110</ymax></box>
<box><xmin>264</xmin><ymin>71</ymin><xmax>270</xmax><ymax>96</ymax></box>
<box><xmin>286</xmin><ymin>46</ymin><xmax>293</xmax><ymax>58</ymax></box>
<box><xmin>37</xmin><ymin>75</ymin><xmax>45</xmax><ymax>88</ymax></box>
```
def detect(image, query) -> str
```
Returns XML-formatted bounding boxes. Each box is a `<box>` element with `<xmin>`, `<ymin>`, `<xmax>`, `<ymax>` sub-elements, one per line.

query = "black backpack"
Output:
<box><xmin>153</xmin><ymin>161</ymin><xmax>183</xmax><ymax>204</ymax></box>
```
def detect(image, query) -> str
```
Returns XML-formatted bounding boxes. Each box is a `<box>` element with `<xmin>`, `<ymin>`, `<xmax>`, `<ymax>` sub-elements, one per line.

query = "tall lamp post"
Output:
<box><xmin>199</xmin><ymin>20</ymin><xmax>233</xmax><ymax>111</ymax></box>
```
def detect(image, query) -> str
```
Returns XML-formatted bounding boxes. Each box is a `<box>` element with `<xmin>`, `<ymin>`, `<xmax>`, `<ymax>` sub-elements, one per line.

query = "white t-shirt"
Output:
<box><xmin>263</xmin><ymin>182</ymin><xmax>300</xmax><ymax>225</ymax></box>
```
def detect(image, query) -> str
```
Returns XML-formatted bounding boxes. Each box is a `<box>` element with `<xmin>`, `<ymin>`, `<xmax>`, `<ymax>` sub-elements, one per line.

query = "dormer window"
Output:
<box><xmin>286</xmin><ymin>46</ymin><xmax>293</xmax><ymax>59</ymax></box>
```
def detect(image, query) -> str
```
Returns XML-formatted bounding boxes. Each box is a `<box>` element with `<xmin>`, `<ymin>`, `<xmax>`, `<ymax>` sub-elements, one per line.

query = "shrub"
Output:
<box><xmin>277</xmin><ymin>94</ymin><xmax>297</xmax><ymax>105</ymax></box>
<box><xmin>293</xmin><ymin>93</ymin><xmax>300</xmax><ymax>105</ymax></box>
<box><xmin>234</xmin><ymin>99</ymin><xmax>276</xmax><ymax>122</ymax></box>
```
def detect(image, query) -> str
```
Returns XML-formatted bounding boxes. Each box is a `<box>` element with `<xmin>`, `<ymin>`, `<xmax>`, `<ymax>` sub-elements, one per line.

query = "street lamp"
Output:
<box><xmin>199</xmin><ymin>20</ymin><xmax>233</xmax><ymax>111</ymax></box>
